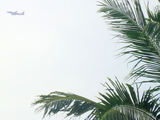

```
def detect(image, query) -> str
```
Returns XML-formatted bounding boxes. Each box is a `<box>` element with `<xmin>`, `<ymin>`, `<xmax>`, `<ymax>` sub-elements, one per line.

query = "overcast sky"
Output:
<box><xmin>0</xmin><ymin>0</ymin><xmax>159</xmax><ymax>120</ymax></box>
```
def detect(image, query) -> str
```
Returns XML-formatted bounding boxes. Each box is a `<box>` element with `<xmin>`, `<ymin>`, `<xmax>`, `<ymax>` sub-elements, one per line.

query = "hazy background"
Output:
<box><xmin>0</xmin><ymin>0</ymin><xmax>158</xmax><ymax>120</ymax></box>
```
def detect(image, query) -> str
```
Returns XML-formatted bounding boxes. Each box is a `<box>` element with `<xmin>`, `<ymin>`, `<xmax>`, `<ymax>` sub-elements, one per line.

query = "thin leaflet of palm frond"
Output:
<box><xmin>126</xmin><ymin>84</ymin><xmax>139</xmax><ymax>105</ymax></box>
<box><xmin>132</xmin><ymin>0</ymin><xmax>146</xmax><ymax>28</ymax></box>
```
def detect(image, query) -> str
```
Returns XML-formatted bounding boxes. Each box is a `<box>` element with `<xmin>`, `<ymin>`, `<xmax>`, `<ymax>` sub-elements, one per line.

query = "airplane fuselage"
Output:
<box><xmin>7</xmin><ymin>11</ymin><xmax>25</xmax><ymax>15</ymax></box>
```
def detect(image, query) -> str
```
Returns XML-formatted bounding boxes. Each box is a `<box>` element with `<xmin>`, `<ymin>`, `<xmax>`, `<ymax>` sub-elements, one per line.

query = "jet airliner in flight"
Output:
<box><xmin>7</xmin><ymin>11</ymin><xmax>25</xmax><ymax>15</ymax></box>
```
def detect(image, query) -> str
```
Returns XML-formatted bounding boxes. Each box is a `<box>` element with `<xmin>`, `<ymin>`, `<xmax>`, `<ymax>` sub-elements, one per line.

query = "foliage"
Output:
<box><xmin>32</xmin><ymin>78</ymin><xmax>160</xmax><ymax>120</ymax></box>
<box><xmin>98</xmin><ymin>0</ymin><xmax>160</xmax><ymax>83</ymax></box>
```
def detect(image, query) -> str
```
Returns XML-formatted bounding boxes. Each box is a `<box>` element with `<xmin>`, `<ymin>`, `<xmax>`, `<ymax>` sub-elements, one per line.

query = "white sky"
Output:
<box><xmin>0</xmin><ymin>0</ymin><xmax>158</xmax><ymax>120</ymax></box>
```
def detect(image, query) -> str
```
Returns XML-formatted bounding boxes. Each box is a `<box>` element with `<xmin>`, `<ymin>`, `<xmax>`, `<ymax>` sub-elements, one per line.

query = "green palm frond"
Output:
<box><xmin>98</xmin><ymin>78</ymin><xmax>160</xmax><ymax>119</ymax></box>
<box><xmin>98</xmin><ymin>0</ymin><xmax>145</xmax><ymax>36</ymax></box>
<box><xmin>125</xmin><ymin>21</ymin><xmax>160</xmax><ymax>81</ymax></box>
<box><xmin>98</xmin><ymin>0</ymin><xmax>160</xmax><ymax>83</ymax></box>
<box><xmin>32</xmin><ymin>91</ymin><xmax>102</xmax><ymax>119</ymax></box>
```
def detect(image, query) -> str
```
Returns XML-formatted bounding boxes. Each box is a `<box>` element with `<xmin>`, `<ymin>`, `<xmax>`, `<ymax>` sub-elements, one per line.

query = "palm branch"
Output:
<box><xmin>98</xmin><ymin>0</ymin><xmax>160</xmax><ymax>83</ymax></box>
<box><xmin>32</xmin><ymin>78</ymin><xmax>160</xmax><ymax>120</ymax></box>
<box><xmin>32</xmin><ymin>91</ymin><xmax>101</xmax><ymax>119</ymax></box>
<box><xmin>97</xmin><ymin>78</ymin><xmax>160</xmax><ymax>120</ymax></box>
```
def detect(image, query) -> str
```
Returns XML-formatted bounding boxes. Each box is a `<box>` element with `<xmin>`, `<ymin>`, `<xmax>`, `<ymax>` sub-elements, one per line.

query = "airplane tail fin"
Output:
<box><xmin>21</xmin><ymin>11</ymin><xmax>25</xmax><ymax>15</ymax></box>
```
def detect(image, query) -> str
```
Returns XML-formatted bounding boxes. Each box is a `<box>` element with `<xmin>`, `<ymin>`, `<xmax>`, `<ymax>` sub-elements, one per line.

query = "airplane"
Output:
<box><xmin>7</xmin><ymin>11</ymin><xmax>25</xmax><ymax>15</ymax></box>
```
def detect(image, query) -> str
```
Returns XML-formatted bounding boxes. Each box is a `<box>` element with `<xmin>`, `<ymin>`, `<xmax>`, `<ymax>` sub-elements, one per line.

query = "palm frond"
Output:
<box><xmin>98</xmin><ymin>0</ymin><xmax>160</xmax><ymax>83</ymax></box>
<box><xmin>98</xmin><ymin>0</ymin><xmax>145</xmax><ymax>36</ymax></box>
<box><xmin>125</xmin><ymin>21</ymin><xmax>160</xmax><ymax>81</ymax></box>
<box><xmin>32</xmin><ymin>91</ymin><xmax>99</xmax><ymax>119</ymax></box>
<box><xmin>98</xmin><ymin>78</ymin><xmax>160</xmax><ymax>119</ymax></box>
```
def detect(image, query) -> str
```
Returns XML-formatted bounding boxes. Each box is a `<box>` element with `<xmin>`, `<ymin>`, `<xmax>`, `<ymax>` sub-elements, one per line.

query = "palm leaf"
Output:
<box><xmin>32</xmin><ymin>91</ymin><xmax>102</xmax><ymax>119</ymax></box>
<box><xmin>98</xmin><ymin>0</ymin><xmax>160</xmax><ymax>83</ymax></box>
<box><xmin>98</xmin><ymin>78</ymin><xmax>160</xmax><ymax>119</ymax></box>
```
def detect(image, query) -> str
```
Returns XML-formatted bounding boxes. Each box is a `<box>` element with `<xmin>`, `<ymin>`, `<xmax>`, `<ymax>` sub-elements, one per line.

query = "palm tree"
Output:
<box><xmin>33</xmin><ymin>78</ymin><xmax>160</xmax><ymax>120</ymax></box>
<box><xmin>33</xmin><ymin>0</ymin><xmax>160</xmax><ymax>119</ymax></box>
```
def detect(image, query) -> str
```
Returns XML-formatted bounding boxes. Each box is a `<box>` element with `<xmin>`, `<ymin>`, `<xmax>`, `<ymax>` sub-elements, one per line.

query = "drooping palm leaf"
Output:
<box><xmin>98</xmin><ymin>0</ymin><xmax>160</xmax><ymax>83</ymax></box>
<box><xmin>32</xmin><ymin>91</ymin><xmax>101</xmax><ymax>119</ymax></box>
